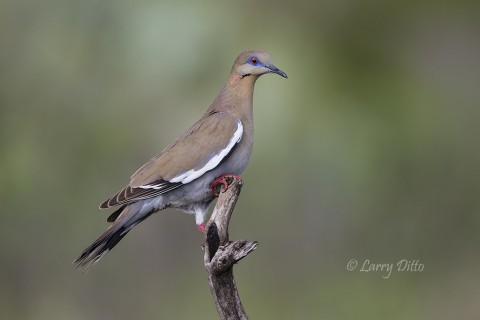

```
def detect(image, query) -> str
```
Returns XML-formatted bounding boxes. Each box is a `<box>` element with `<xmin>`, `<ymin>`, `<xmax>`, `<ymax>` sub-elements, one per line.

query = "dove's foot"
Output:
<box><xmin>209</xmin><ymin>174</ymin><xmax>242</xmax><ymax>197</ymax></box>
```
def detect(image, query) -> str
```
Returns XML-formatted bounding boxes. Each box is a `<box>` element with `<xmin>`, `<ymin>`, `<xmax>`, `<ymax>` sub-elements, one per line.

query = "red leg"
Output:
<box><xmin>209</xmin><ymin>174</ymin><xmax>242</xmax><ymax>196</ymax></box>
<box><xmin>197</xmin><ymin>223</ymin><xmax>206</xmax><ymax>233</ymax></box>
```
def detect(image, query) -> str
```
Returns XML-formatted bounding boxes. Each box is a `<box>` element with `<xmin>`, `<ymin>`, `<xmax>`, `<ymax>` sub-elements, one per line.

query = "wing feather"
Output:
<box><xmin>99</xmin><ymin>112</ymin><xmax>242</xmax><ymax>208</ymax></box>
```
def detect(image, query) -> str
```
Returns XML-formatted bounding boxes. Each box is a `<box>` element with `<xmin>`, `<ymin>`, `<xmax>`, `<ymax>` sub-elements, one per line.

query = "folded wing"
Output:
<box><xmin>99</xmin><ymin>112</ymin><xmax>243</xmax><ymax>208</ymax></box>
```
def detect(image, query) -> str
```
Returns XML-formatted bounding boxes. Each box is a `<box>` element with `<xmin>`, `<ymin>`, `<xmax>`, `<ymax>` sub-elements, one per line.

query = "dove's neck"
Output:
<box><xmin>207</xmin><ymin>74</ymin><xmax>258</xmax><ymax>124</ymax></box>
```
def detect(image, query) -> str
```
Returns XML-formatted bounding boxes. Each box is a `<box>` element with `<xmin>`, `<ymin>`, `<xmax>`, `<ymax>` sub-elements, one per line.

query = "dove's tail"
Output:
<box><xmin>73</xmin><ymin>204</ymin><xmax>151</xmax><ymax>272</ymax></box>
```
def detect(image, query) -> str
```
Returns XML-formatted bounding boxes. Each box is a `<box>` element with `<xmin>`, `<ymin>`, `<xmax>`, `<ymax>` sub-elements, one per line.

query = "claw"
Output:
<box><xmin>209</xmin><ymin>178</ymin><xmax>229</xmax><ymax>196</ymax></box>
<box><xmin>209</xmin><ymin>174</ymin><xmax>242</xmax><ymax>196</ymax></box>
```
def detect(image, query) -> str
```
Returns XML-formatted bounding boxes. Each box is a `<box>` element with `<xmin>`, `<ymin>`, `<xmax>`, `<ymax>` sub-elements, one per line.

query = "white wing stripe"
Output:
<box><xmin>169</xmin><ymin>120</ymin><xmax>243</xmax><ymax>184</ymax></box>
<box><xmin>137</xmin><ymin>182</ymin><xmax>169</xmax><ymax>190</ymax></box>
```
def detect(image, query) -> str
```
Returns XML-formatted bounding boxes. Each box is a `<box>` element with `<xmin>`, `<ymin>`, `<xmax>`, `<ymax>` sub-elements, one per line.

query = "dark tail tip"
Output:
<box><xmin>73</xmin><ymin>224</ymin><xmax>129</xmax><ymax>272</ymax></box>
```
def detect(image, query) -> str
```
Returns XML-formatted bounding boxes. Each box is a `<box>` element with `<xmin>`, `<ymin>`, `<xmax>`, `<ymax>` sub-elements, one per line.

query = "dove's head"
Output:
<box><xmin>232</xmin><ymin>50</ymin><xmax>287</xmax><ymax>79</ymax></box>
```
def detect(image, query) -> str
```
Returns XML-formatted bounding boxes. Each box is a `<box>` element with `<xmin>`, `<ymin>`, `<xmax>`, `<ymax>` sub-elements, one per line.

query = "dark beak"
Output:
<box><xmin>266</xmin><ymin>64</ymin><xmax>288</xmax><ymax>78</ymax></box>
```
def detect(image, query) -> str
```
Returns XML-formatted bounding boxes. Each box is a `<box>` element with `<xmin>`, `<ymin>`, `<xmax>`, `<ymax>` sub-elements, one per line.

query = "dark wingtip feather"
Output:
<box><xmin>99</xmin><ymin>180</ymin><xmax>183</xmax><ymax>209</ymax></box>
<box><xmin>99</xmin><ymin>199</ymin><xmax>110</xmax><ymax>209</ymax></box>
<box><xmin>107</xmin><ymin>205</ymin><xmax>127</xmax><ymax>223</ymax></box>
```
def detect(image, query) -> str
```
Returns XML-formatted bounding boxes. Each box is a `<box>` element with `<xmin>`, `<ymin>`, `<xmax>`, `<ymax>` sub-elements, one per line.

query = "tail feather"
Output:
<box><xmin>73</xmin><ymin>206</ymin><xmax>150</xmax><ymax>272</ymax></box>
<box><xmin>73</xmin><ymin>224</ymin><xmax>130</xmax><ymax>272</ymax></box>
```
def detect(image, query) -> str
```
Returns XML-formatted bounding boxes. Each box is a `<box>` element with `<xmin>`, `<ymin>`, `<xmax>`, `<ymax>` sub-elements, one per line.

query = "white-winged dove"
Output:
<box><xmin>74</xmin><ymin>50</ymin><xmax>287</xmax><ymax>270</ymax></box>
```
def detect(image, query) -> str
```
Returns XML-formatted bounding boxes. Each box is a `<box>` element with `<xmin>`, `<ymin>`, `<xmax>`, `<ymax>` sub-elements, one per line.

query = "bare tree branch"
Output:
<box><xmin>204</xmin><ymin>177</ymin><xmax>258</xmax><ymax>320</ymax></box>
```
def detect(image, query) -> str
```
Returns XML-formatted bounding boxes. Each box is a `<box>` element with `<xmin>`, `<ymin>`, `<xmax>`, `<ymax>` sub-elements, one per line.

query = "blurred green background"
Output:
<box><xmin>1</xmin><ymin>0</ymin><xmax>479</xmax><ymax>319</ymax></box>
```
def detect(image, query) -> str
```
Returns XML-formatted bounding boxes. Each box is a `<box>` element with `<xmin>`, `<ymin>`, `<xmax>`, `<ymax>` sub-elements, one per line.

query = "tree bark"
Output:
<box><xmin>204</xmin><ymin>177</ymin><xmax>258</xmax><ymax>320</ymax></box>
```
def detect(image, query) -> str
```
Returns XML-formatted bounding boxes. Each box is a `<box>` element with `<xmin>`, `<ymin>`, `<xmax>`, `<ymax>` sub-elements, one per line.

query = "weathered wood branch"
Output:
<box><xmin>204</xmin><ymin>177</ymin><xmax>258</xmax><ymax>320</ymax></box>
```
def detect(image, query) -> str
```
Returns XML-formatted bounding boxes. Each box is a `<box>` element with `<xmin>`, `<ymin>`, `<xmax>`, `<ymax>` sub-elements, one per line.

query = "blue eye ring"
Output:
<box><xmin>249</xmin><ymin>56</ymin><xmax>259</xmax><ymax>65</ymax></box>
